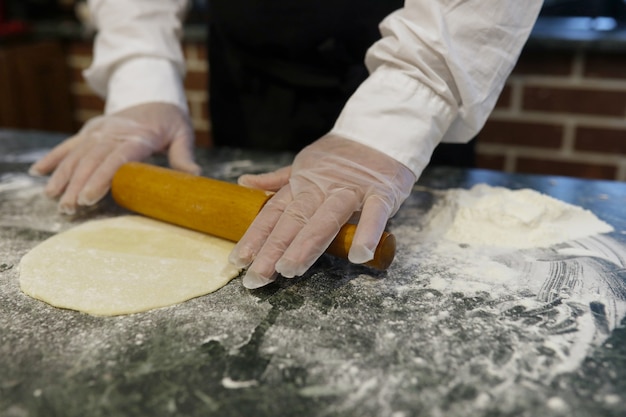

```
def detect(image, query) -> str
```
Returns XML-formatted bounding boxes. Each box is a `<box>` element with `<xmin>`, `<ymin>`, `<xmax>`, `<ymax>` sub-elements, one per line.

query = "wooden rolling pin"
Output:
<box><xmin>111</xmin><ymin>162</ymin><xmax>395</xmax><ymax>270</ymax></box>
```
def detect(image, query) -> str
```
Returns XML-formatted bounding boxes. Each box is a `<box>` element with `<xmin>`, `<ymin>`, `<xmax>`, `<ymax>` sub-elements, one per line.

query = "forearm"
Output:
<box><xmin>332</xmin><ymin>0</ymin><xmax>543</xmax><ymax>177</ymax></box>
<box><xmin>84</xmin><ymin>0</ymin><xmax>189</xmax><ymax>114</ymax></box>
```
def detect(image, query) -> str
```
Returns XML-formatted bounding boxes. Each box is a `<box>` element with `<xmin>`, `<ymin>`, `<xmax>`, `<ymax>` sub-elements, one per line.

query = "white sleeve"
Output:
<box><xmin>84</xmin><ymin>0</ymin><xmax>189</xmax><ymax>114</ymax></box>
<box><xmin>331</xmin><ymin>0</ymin><xmax>543</xmax><ymax>177</ymax></box>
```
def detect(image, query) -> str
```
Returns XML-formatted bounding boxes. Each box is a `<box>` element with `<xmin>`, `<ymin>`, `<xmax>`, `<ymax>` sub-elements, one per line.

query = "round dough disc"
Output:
<box><xmin>19</xmin><ymin>215</ymin><xmax>242</xmax><ymax>316</ymax></box>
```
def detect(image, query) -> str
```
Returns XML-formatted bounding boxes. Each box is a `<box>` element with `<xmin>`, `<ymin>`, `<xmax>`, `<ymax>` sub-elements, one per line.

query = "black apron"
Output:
<box><xmin>207</xmin><ymin>0</ymin><xmax>475</xmax><ymax>166</ymax></box>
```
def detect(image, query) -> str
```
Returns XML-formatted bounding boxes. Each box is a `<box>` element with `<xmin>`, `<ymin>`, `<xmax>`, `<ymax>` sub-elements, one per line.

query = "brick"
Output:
<box><xmin>202</xmin><ymin>100</ymin><xmax>210</xmax><ymax>121</ymax></box>
<box><xmin>197</xmin><ymin>44</ymin><xmax>207</xmax><ymax>61</ymax></box>
<box><xmin>512</xmin><ymin>50</ymin><xmax>574</xmax><ymax>76</ymax></box>
<box><xmin>187</xmin><ymin>96</ymin><xmax>208</xmax><ymax>122</ymax></box>
<box><xmin>183</xmin><ymin>43</ymin><xmax>199</xmax><ymax>60</ymax></box>
<box><xmin>73</xmin><ymin>115</ymin><xmax>87</xmax><ymax>126</ymax></box>
<box><xmin>69</xmin><ymin>68</ymin><xmax>86</xmax><ymax>83</ymax></box>
<box><xmin>584</xmin><ymin>52</ymin><xmax>626</xmax><ymax>80</ymax></box>
<box><xmin>495</xmin><ymin>84</ymin><xmax>512</xmax><ymax>108</ymax></box>
<box><xmin>516</xmin><ymin>157</ymin><xmax>617</xmax><ymax>180</ymax></box>
<box><xmin>183</xmin><ymin>42</ymin><xmax>208</xmax><ymax>63</ymax></box>
<box><xmin>194</xmin><ymin>130</ymin><xmax>213</xmax><ymax>148</ymax></box>
<box><xmin>67</xmin><ymin>55</ymin><xmax>93</xmax><ymax>70</ymax></box>
<box><xmin>66</xmin><ymin>41</ymin><xmax>93</xmax><ymax>58</ymax></box>
<box><xmin>476</xmin><ymin>154</ymin><xmax>506</xmax><ymax>171</ymax></box>
<box><xmin>73</xmin><ymin>93</ymin><xmax>105</xmax><ymax>112</ymax></box>
<box><xmin>184</xmin><ymin>69</ymin><xmax>208</xmax><ymax>90</ymax></box>
<box><xmin>479</xmin><ymin>120</ymin><xmax>563</xmax><ymax>148</ymax></box>
<box><xmin>523</xmin><ymin>86</ymin><xmax>626</xmax><ymax>117</ymax></box>
<box><xmin>575</xmin><ymin>126</ymin><xmax>626</xmax><ymax>155</ymax></box>
<box><xmin>75</xmin><ymin>109</ymin><xmax>103</xmax><ymax>124</ymax></box>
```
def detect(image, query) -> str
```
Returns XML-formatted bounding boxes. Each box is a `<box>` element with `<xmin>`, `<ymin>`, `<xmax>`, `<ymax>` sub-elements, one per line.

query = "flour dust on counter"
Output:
<box><xmin>19</xmin><ymin>216</ymin><xmax>243</xmax><ymax>316</ymax></box>
<box><xmin>0</xmin><ymin>173</ymin><xmax>65</xmax><ymax>233</ymax></box>
<box><xmin>371</xmin><ymin>183</ymin><xmax>626</xmax><ymax>415</ymax></box>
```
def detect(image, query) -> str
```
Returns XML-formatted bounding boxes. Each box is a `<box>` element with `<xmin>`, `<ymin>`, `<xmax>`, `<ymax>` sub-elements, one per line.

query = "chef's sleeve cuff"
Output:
<box><xmin>331</xmin><ymin>68</ymin><xmax>455</xmax><ymax>178</ymax></box>
<box><xmin>87</xmin><ymin>57</ymin><xmax>189</xmax><ymax>115</ymax></box>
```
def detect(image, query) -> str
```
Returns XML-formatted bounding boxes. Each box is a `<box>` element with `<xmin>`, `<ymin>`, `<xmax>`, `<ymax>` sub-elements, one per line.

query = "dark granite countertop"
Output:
<box><xmin>23</xmin><ymin>16</ymin><xmax>626</xmax><ymax>52</ymax></box>
<box><xmin>1</xmin><ymin>129</ymin><xmax>626</xmax><ymax>417</ymax></box>
<box><xmin>527</xmin><ymin>16</ymin><xmax>626</xmax><ymax>52</ymax></box>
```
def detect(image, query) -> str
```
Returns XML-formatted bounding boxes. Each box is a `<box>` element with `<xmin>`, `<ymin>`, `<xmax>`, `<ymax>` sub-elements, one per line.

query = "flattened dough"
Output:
<box><xmin>19</xmin><ymin>216</ymin><xmax>242</xmax><ymax>316</ymax></box>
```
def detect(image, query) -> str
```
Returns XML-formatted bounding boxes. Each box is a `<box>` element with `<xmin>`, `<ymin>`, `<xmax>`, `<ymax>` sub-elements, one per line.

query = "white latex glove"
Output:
<box><xmin>29</xmin><ymin>102</ymin><xmax>200</xmax><ymax>214</ymax></box>
<box><xmin>229</xmin><ymin>134</ymin><xmax>416</xmax><ymax>289</ymax></box>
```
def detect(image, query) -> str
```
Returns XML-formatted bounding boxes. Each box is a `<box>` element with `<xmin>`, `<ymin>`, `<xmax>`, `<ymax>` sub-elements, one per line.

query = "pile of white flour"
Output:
<box><xmin>422</xmin><ymin>184</ymin><xmax>613</xmax><ymax>248</ymax></box>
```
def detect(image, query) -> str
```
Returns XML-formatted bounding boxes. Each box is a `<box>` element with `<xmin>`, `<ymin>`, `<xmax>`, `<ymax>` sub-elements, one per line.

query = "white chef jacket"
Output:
<box><xmin>84</xmin><ymin>0</ymin><xmax>542</xmax><ymax>178</ymax></box>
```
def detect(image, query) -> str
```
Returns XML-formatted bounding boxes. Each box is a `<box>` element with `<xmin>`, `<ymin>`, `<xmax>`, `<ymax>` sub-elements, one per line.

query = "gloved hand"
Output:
<box><xmin>229</xmin><ymin>134</ymin><xmax>416</xmax><ymax>289</ymax></box>
<box><xmin>29</xmin><ymin>102</ymin><xmax>200</xmax><ymax>214</ymax></box>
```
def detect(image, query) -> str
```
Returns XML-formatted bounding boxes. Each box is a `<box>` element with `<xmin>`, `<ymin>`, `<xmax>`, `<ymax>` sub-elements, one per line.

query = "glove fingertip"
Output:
<box><xmin>228</xmin><ymin>244</ymin><xmax>254</xmax><ymax>268</ymax></box>
<box><xmin>242</xmin><ymin>271</ymin><xmax>278</xmax><ymax>289</ymax></box>
<box><xmin>28</xmin><ymin>165</ymin><xmax>45</xmax><ymax>177</ymax></box>
<box><xmin>348</xmin><ymin>245</ymin><xmax>375</xmax><ymax>264</ymax></box>
<box><xmin>169</xmin><ymin>157</ymin><xmax>202</xmax><ymax>176</ymax></box>
<box><xmin>58</xmin><ymin>200</ymin><xmax>77</xmax><ymax>215</ymax></box>
<box><xmin>237</xmin><ymin>174</ymin><xmax>255</xmax><ymax>188</ymax></box>
<box><xmin>275</xmin><ymin>258</ymin><xmax>303</xmax><ymax>278</ymax></box>
<box><xmin>238</xmin><ymin>166</ymin><xmax>291</xmax><ymax>192</ymax></box>
<box><xmin>183</xmin><ymin>162</ymin><xmax>202</xmax><ymax>176</ymax></box>
<box><xmin>77</xmin><ymin>187</ymin><xmax>108</xmax><ymax>207</ymax></box>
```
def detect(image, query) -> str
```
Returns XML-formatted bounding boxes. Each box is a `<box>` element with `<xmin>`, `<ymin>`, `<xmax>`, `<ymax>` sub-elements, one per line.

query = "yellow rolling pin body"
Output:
<box><xmin>111</xmin><ymin>162</ymin><xmax>395</xmax><ymax>270</ymax></box>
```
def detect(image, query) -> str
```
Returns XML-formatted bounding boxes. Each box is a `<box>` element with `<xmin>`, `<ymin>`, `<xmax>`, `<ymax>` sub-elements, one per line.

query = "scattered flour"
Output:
<box><xmin>423</xmin><ymin>184</ymin><xmax>613</xmax><ymax>248</ymax></box>
<box><xmin>395</xmin><ymin>184</ymin><xmax>626</xmax><ymax>384</ymax></box>
<box><xmin>546</xmin><ymin>397</ymin><xmax>569</xmax><ymax>413</ymax></box>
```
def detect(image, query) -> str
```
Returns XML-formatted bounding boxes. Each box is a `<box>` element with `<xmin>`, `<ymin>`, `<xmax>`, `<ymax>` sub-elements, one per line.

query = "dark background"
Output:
<box><xmin>3</xmin><ymin>0</ymin><xmax>626</xmax><ymax>23</ymax></box>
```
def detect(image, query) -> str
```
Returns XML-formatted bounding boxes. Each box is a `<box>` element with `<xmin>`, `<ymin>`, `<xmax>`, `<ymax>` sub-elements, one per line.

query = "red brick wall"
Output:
<box><xmin>65</xmin><ymin>41</ymin><xmax>626</xmax><ymax>181</ymax></box>
<box><xmin>66</xmin><ymin>41</ymin><xmax>103</xmax><ymax>128</ymax></box>
<box><xmin>478</xmin><ymin>49</ymin><xmax>626</xmax><ymax>181</ymax></box>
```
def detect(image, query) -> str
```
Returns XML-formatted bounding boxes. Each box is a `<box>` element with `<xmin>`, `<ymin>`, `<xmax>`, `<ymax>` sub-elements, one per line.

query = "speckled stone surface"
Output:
<box><xmin>1</xmin><ymin>129</ymin><xmax>626</xmax><ymax>417</ymax></box>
